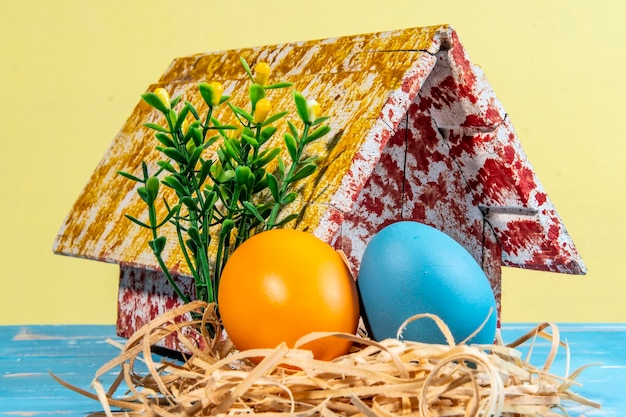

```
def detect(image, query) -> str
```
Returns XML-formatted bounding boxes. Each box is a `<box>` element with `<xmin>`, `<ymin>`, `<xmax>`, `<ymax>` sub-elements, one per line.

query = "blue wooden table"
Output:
<box><xmin>1</xmin><ymin>324</ymin><xmax>624</xmax><ymax>416</ymax></box>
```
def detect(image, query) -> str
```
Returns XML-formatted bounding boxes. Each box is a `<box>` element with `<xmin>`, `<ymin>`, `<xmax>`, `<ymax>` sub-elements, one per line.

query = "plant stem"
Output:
<box><xmin>173</xmin><ymin>213</ymin><xmax>204</xmax><ymax>298</ymax></box>
<box><xmin>202</xmin><ymin>108</ymin><xmax>214</xmax><ymax>138</ymax></box>
<box><xmin>267</xmin><ymin>124</ymin><xmax>311</xmax><ymax>228</ymax></box>
<box><xmin>149</xmin><ymin>205</ymin><xmax>190</xmax><ymax>303</ymax></box>
<box><xmin>187</xmin><ymin>167</ymin><xmax>213</xmax><ymax>302</ymax></box>
<box><xmin>213</xmin><ymin>184</ymin><xmax>241</xmax><ymax>290</ymax></box>
<box><xmin>154</xmin><ymin>251</ymin><xmax>191</xmax><ymax>304</ymax></box>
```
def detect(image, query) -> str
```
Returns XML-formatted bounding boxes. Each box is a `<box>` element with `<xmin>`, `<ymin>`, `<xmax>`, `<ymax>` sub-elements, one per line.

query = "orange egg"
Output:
<box><xmin>217</xmin><ymin>229</ymin><xmax>359</xmax><ymax>361</ymax></box>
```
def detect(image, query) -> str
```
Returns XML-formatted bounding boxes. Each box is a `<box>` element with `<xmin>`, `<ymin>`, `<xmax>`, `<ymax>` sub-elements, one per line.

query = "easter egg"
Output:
<box><xmin>218</xmin><ymin>229</ymin><xmax>360</xmax><ymax>361</ymax></box>
<box><xmin>357</xmin><ymin>221</ymin><xmax>497</xmax><ymax>345</ymax></box>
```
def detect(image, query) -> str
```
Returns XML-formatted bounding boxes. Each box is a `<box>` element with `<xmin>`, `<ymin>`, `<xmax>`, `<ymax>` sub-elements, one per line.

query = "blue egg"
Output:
<box><xmin>357</xmin><ymin>221</ymin><xmax>497</xmax><ymax>345</ymax></box>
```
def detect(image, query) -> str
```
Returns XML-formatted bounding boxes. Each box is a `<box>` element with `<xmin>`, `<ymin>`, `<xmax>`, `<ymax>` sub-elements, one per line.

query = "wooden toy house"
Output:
<box><xmin>54</xmin><ymin>25</ymin><xmax>585</xmax><ymax>347</ymax></box>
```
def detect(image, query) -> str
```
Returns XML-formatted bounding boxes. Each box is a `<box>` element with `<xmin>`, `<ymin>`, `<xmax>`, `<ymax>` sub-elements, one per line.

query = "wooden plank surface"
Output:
<box><xmin>0</xmin><ymin>324</ymin><xmax>623</xmax><ymax>416</ymax></box>
<box><xmin>0</xmin><ymin>325</ymin><xmax>126</xmax><ymax>416</ymax></box>
<box><xmin>501</xmin><ymin>324</ymin><xmax>626</xmax><ymax>416</ymax></box>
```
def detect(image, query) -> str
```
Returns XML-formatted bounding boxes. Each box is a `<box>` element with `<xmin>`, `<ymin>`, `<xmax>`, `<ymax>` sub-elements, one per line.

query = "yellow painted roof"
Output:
<box><xmin>53</xmin><ymin>25</ymin><xmax>449</xmax><ymax>275</ymax></box>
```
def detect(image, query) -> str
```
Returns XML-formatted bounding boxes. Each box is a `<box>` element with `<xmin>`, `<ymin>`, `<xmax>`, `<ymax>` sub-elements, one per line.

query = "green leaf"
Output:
<box><xmin>223</xmin><ymin>139</ymin><xmax>242</xmax><ymax>164</ymax></box>
<box><xmin>252</xmin><ymin>173</ymin><xmax>268</xmax><ymax>193</ymax></box>
<box><xmin>156</xmin><ymin>160</ymin><xmax>176</xmax><ymax>173</ymax></box>
<box><xmin>137</xmin><ymin>186</ymin><xmax>149</xmax><ymax>204</ymax></box>
<box><xmin>181</xmin><ymin>196</ymin><xmax>199</xmax><ymax>212</ymax></box>
<box><xmin>174</xmin><ymin>103</ymin><xmax>191</xmax><ymax>132</ymax></box>
<box><xmin>284</xmin><ymin>133</ymin><xmax>298</xmax><ymax>162</ymax></box>
<box><xmin>141</xmin><ymin>162</ymin><xmax>149</xmax><ymax>180</ymax></box>
<box><xmin>264</xmin><ymin>81</ymin><xmax>294</xmax><ymax>89</ymax></box>
<box><xmin>211</xmin><ymin>125</ymin><xmax>237</xmax><ymax>131</ymax></box>
<box><xmin>149</xmin><ymin>236</ymin><xmax>167</xmax><ymax>255</ymax></box>
<box><xmin>117</xmin><ymin>170</ymin><xmax>143</xmax><ymax>183</ymax></box>
<box><xmin>242</xmin><ymin>127</ymin><xmax>254</xmax><ymax>137</ymax></box>
<box><xmin>209</xmin><ymin>118</ymin><xmax>238</xmax><ymax>131</ymax></box>
<box><xmin>266</xmin><ymin>173</ymin><xmax>280</xmax><ymax>202</ymax></box>
<box><xmin>262</xmin><ymin>110</ymin><xmax>288</xmax><ymax>127</ymax></box>
<box><xmin>186</xmin><ymin>139</ymin><xmax>197</xmax><ymax>157</ymax></box>
<box><xmin>228</xmin><ymin>103</ymin><xmax>253</xmax><ymax>123</ymax></box>
<box><xmin>220</xmin><ymin>219</ymin><xmax>236</xmax><ymax>237</ymax></box>
<box><xmin>210</xmin><ymin>162</ymin><xmax>223</xmax><ymax>182</ymax></box>
<box><xmin>197</xmin><ymin>159</ymin><xmax>213</xmax><ymax>184</ymax></box>
<box><xmin>143</xmin><ymin>122</ymin><xmax>169</xmax><ymax>133</ymax></box>
<box><xmin>255</xmin><ymin>203</ymin><xmax>273</xmax><ymax>219</ymax></box>
<box><xmin>299</xmin><ymin>156</ymin><xmax>320</xmax><ymax>166</ymax></box>
<box><xmin>275</xmin><ymin>213</ymin><xmax>299</xmax><ymax>227</ymax></box>
<box><xmin>240</xmin><ymin>56</ymin><xmax>254</xmax><ymax>82</ymax></box>
<box><xmin>303</xmin><ymin>125</ymin><xmax>331</xmax><ymax>143</ymax></box>
<box><xmin>124</xmin><ymin>214</ymin><xmax>150</xmax><ymax>229</ymax></box>
<box><xmin>252</xmin><ymin>147</ymin><xmax>281</xmax><ymax>168</ymax></box>
<box><xmin>155</xmin><ymin>132</ymin><xmax>175</xmax><ymax>148</ymax></box>
<box><xmin>141</xmin><ymin>92</ymin><xmax>169</xmax><ymax>114</ymax></box>
<box><xmin>242</xmin><ymin>201</ymin><xmax>266</xmax><ymax>224</ymax></box>
<box><xmin>186</xmin><ymin>101</ymin><xmax>201</xmax><ymax>120</ymax></box>
<box><xmin>187</xmin><ymin>226</ymin><xmax>202</xmax><ymax>245</ymax></box>
<box><xmin>201</xmin><ymin>191</ymin><xmax>217</xmax><ymax>216</ymax></box>
<box><xmin>287</xmin><ymin>120</ymin><xmax>299</xmax><ymax>140</ymax></box>
<box><xmin>312</xmin><ymin>116</ymin><xmax>331</xmax><ymax>126</ymax></box>
<box><xmin>249</xmin><ymin>83</ymin><xmax>265</xmax><ymax>109</ymax></box>
<box><xmin>235</xmin><ymin>166</ymin><xmax>254</xmax><ymax>187</ymax></box>
<box><xmin>203</xmin><ymin>134</ymin><xmax>220</xmax><ymax>150</ymax></box>
<box><xmin>161</xmin><ymin>147</ymin><xmax>188</xmax><ymax>165</ymax></box>
<box><xmin>189</xmin><ymin>126</ymin><xmax>203</xmax><ymax>147</ymax></box>
<box><xmin>221</xmin><ymin>169</ymin><xmax>236</xmax><ymax>183</ymax></box>
<box><xmin>145</xmin><ymin>177</ymin><xmax>160</xmax><ymax>203</ymax></box>
<box><xmin>215</xmin><ymin>184</ymin><xmax>230</xmax><ymax>204</ymax></box>
<box><xmin>293</xmin><ymin>90</ymin><xmax>310</xmax><ymax>123</ymax></box>
<box><xmin>287</xmin><ymin>163</ymin><xmax>317</xmax><ymax>183</ymax></box>
<box><xmin>168</xmin><ymin>109</ymin><xmax>178</xmax><ymax>128</ymax></box>
<box><xmin>185</xmin><ymin>238</ymin><xmax>198</xmax><ymax>256</ymax></box>
<box><xmin>281</xmin><ymin>192</ymin><xmax>297</xmax><ymax>204</ymax></box>
<box><xmin>277</xmin><ymin>155</ymin><xmax>285</xmax><ymax>178</ymax></box>
<box><xmin>156</xmin><ymin>203</ymin><xmax>181</xmax><ymax>228</ymax></box>
<box><xmin>187</xmin><ymin>146</ymin><xmax>203</xmax><ymax>172</ymax></box>
<box><xmin>241</xmin><ymin>132</ymin><xmax>259</xmax><ymax>147</ymax></box>
<box><xmin>260</xmin><ymin>126</ymin><xmax>278</xmax><ymax>144</ymax></box>
<box><xmin>163</xmin><ymin>175</ymin><xmax>186</xmax><ymax>195</ymax></box>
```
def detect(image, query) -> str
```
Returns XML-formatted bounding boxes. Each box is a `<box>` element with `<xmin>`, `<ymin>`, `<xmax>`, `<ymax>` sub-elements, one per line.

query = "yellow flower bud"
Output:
<box><xmin>208</xmin><ymin>81</ymin><xmax>224</xmax><ymax>106</ymax></box>
<box><xmin>154</xmin><ymin>87</ymin><xmax>171</xmax><ymax>110</ymax></box>
<box><xmin>254</xmin><ymin>62</ymin><xmax>271</xmax><ymax>86</ymax></box>
<box><xmin>181</xmin><ymin>118</ymin><xmax>189</xmax><ymax>135</ymax></box>
<box><xmin>253</xmin><ymin>98</ymin><xmax>271</xmax><ymax>124</ymax></box>
<box><xmin>307</xmin><ymin>99</ymin><xmax>321</xmax><ymax>123</ymax></box>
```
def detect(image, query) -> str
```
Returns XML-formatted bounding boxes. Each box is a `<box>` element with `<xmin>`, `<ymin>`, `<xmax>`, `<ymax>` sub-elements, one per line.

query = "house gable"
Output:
<box><xmin>53</xmin><ymin>25</ymin><xmax>585</xmax><ymax>283</ymax></box>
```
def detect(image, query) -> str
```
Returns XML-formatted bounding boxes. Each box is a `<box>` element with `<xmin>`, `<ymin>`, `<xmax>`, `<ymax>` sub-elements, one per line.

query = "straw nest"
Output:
<box><xmin>53</xmin><ymin>300</ymin><xmax>600</xmax><ymax>416</ymax></box>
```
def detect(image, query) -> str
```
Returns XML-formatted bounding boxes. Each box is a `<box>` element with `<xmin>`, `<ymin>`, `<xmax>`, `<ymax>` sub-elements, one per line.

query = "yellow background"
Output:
<box><xmin>1</xmin><ymin>0</ymin><xmax>624</xmax><ymax>325</ymax></box>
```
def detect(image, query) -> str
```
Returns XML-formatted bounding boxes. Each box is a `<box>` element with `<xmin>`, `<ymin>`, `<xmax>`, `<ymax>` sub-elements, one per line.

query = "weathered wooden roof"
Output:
<box><xmin>53</xmin><ymin>25</ymin><xmax>585</xmax><ymax>276</ymax></box>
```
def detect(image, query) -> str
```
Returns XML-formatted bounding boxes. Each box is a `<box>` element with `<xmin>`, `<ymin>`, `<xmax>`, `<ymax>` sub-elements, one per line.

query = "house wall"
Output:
<box><xmin>339</xmin><ymin>70</ymin><xmax>505</xmax><ymax>319</ymax></box>
<box><xmin>117</xmin><ymin>266</ymin><xmax>202</xmax><ymax>350</ymax></box>
<box><xmin>116</xmin><ymin>266</ymin><xmax>196</xmax><ymax>339</ymax></box>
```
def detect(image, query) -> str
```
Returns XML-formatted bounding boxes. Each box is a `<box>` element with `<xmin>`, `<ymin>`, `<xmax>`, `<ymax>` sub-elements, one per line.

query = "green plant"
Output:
<box><xmin>118</xmin><ymin>58</ymin><xmax>331</xmax><ymax>307</ymax></box>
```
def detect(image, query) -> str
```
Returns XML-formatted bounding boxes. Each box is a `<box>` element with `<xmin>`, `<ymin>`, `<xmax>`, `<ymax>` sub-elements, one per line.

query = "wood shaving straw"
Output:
<box><xmin>52</xmin><ymin>301</ymin><xmax>600</xmax><ymax>416</ymax></box>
